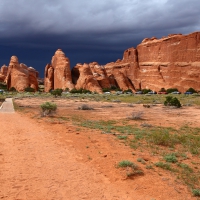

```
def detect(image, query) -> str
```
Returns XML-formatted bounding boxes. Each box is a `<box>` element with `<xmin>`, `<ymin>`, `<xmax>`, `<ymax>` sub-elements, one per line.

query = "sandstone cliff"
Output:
<box><xmin>5</xmin><ymin>56</ymin><xmax>38</xmax><ymax>92</ymax></box>
<box><xmin>136</xmin><ymin>32</ymin><xmax>200</xmax><ymax>92</ymax></box>
<box><xmin>46</xmin><ymin>32</ymin><xmax>200</xmax><ymax>93</ymax></box>
<box><xmin>44</xmin><ymin>49</ymin><xmax>74</xmax><ymax>92</ymax></box>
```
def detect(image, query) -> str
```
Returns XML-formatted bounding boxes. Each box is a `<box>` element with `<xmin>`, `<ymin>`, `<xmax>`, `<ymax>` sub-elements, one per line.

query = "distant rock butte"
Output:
<box><xmin>45</xmin><ymin>32</ymin><xmax>200</xmax><ymax>93</ymax></box>
<box><xmin>44</xmin><ymin>49</ymin><xmax>74</xmax><ymax>92</ymax></box>
<box><xmin>5</xmin><ymin>56</ymin><xmax>38</xmax><ymax>92</ymax></box>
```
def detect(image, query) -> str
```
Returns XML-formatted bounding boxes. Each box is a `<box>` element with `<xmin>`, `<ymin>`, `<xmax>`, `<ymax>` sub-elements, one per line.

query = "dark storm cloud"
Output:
<box><xmin>0</xmin><ymin>0</ymin><xmax>199</xmax><ymax>76</ymax></box>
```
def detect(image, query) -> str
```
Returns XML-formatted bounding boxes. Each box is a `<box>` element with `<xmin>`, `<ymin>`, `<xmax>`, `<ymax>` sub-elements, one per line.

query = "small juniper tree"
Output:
<box><xmin>51</xmin><ymin>88</ymin><xmax>63</xmax><ymax>97</ymax></box>
<box><xmin>25</xmin><ymin>87</ymin><xmax>35</xmax><ymax>92</ymax></box>
<box><xmin>164</xmin><ymin>96</ymin><xmax>181</xmax><ymax>108</ymax></box>
<box><xmin>40</xmin><ymin>102</ymin><xmax>57</xmax><ymax>116</ymax></box>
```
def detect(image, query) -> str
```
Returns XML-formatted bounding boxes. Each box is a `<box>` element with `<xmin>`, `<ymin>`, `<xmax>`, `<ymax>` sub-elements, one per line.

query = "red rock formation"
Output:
<box><xmin>137</xmin><ymin>32</ymin><xmax>200</xmax><ymax>92</ymax></box>
<box><xmin>89</xmin><ymin>62</ymin><xmax>111</xmax><ymax>89</ymax></box>
<box><xmin>44</xmin><ymin>49</ymin><xmax>74</xmax><ymax>92</ymax></box>
<box><xmin>71</xmin><ymin>63</ymin><xmax>102</xmax><ymax>93</ymax></box>
<box><xmin>104</xmin><ymin>47</ymin><xmax>139</xmax><ymax>91</ymax></box>
<box><xmin>49</xmin><ymin>31</ymin><xmax>200</xmax><ymax>93</ymax></box>
<box><xmin>0</xmin><ymin>65</ymin><xmax>8</xmax><ymax>82</ymax></box>
<box><xmin>5</xmin><ymin>56</ymin><xmax>38</xmax><ymax>92</ymax></box>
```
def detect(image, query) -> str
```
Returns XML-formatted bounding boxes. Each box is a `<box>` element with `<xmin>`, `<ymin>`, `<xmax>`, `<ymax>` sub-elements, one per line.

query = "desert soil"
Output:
<box><xmin>0</xmin><ymin>97</ymin><xmax>199</xmax><ymax>200</ymax></box>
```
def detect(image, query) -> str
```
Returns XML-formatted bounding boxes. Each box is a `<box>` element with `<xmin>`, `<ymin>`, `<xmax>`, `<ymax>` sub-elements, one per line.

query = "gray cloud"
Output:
<box><xmin>0</xmin><ymin>0</ymin><xmax>199</xmax><ymax>36</ymax></box>
<box><xmin>0</xmin><ymin>0</ymin><xmax>199</xmax><ymax>76</ymax></box>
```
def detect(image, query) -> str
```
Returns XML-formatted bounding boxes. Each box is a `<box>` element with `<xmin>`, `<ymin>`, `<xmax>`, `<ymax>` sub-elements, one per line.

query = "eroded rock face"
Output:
<box><xmin>48</xmin><ymin>32</ymin><xmax>200</xmax><ymax>93</ymax></box>
<box><xmin>104</xmin><ymin>47</ymin><xmax>139</xmax><ymax>91</ymax></box>
<box><xmin>136</xmin><ymin>32</ymin><xmax>200</xmax><ymax>92</ymax></box>
<box><xmin>44</xmin><ymin>49</ymin><xmax>74</xmax><ymax>92</ymax></box>
<box><xmin>0</xmin><ymin>65</ymin><xmax>8</xmax><ymax>82</ymax></box>
<box><xmin>71</xmin><ymin>63</ymin><xmax>102</xmax><ymax>93</ymax></box>
<box><xmin>5</xmin><ymin>56</ymin><xmax>38</xmax><ymax>92</ymax></box>
<box><xmin>101</xmin><ymin>32</ymin><xmax>200</xmax><ymax>93</ymax></box>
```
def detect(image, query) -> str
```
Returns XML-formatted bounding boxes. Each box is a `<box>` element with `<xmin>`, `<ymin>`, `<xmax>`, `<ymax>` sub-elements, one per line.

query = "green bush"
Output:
<box><xmin>25</xmin><ymin>87</ymin><xmax>35</xmax><ymax>92</ymax></box>
<box><xmin>159</xmin><ymin>88</ymin><xmax>166</xmax><ymax>92</ymax></box>
<box><xmin>166</xmin><ymin>88</ymin><xmax>178</xmax><ymax>93</ymax></box>
<box><xmin>70</xmin><ymin>88</ymin><xmax>91</xmax><ymax>94</ymax></box>
<box><xmin>102</xmin><ymin>88</ymin><xmax>111</xmax><ymax>92</ymax></box>
<box><xmin>186</xmin><ymin>88</ymin><xmax>197</xmax><ymax>93</ymax></box>
<box><xmin>0</xmin><ymin>83</ymin><xmax>7</xmax><ymax>90</ymax></box>
<box><xmin>164</xmin><ymin>96</ymin><xmax>181</xmax><ymax>108</ymax></box>
<box><xmin>155</xmin><ymin>162</ymin><xmax>174</xmax><ymax>171</ymax></box>
<box><xmin>124</xmin><ymin>89</ymin><xmax>132</xmax><ymax>93</ymax></box>
<box><xmin>164</xmin><ymin>153</ymin><xmax>178</xmax><ymax>163</ymax></box>
<box><xmin>118</xmin><ymin>160</ymin><xmax>137</xmax><ymax>169</ymax></box>
<box><xmin>10</xmin><ymin>87</ymin><xmax>17</xmax><ymax>92</ymax></box>
<box><xmin>142</xmin><ymin>89</ymin><xmax>151</xmax><ymax>94</ymax></box>
<box><xmin>51</xmin><ymin>88</ymin><xmax>63</xmax><ymax>97</ymax></box>
<box><xmin>40</xmin><ymin>102</ymin><xmax>57</xmax><ymax>116</ymax></box>
<box><xmin>192</xmin><ymin>189</ymin><xmax>200</xmax><ymax>196</ymax></box>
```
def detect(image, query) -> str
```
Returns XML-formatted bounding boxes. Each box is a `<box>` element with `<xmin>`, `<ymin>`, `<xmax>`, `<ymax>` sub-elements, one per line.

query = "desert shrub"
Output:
<box><xmin>147</xmin><ymin>129</ymin><xmax>179</xmax><ymax>147</ymax></box>
<box><xmin>142</xmin><ymin>89</ymin><xmax>151</xmax><ymax>94</ymax></box>
<box><xmin>164</xmin><ymin>96</ymin><xmax>181</xmax><ymax>108</ymax></box>
<box><xmin>118</xmin><ymin>160</ymin><xmax>137</xmax><ymax>169</ymax></box>
<box><xmin>40</xmin><ymin>102</ymin><xmax>57</xmax><ymax>116</ymax></box>
<box><xmin>102</xmin><ymin>88</ymin><xmax>111</xmax><ymax>92</ymax></box>
<box><xmin>70</xmin><ymin>88</ymin><xmax>91</xmax><ymax>94</ymax></box>
<box><xmin>51</xmin><ymin>88</ymin><xmax>63</xmax><ymax>97</ymax></box>
<box><xmin>78</xmin><ymin>104</ymin><xmax>93</xmax><ymax>110</ymax></box>
<box><xmin>0</xmin><ymin>83</ymin><xmax>7</xmax><ymax>90</ymax></box>
<box><xmin>24</xmin><ymin>87</ymin><xmax>35</xmax><ymax>92</ymax></box>
<box><xmin>110</xmin><ymin>85</ymin><xmax>117</xmax><ymax>90</ymax></box>
<box><xmin>82</xmin><ymin>89</ymin><xmax>92</xmax><ymax>94</ymax></box>
<box><xmin>177</xmin><ymin>163</ymin><xmax>193</xmax><ymax>172</ymax></box>
<box><xmin>192</xmin><ymin>189</ymin><xmax>200</xmax><ymax>196</ymax></box>
<box><xmin>164</xmin><ymin>153</ymin><xmax>178</xmax><ymax>163</ymax></box>
<box><xmin>159</xmin><ymin>88</ymin><xmax>166</xmax><ymax>92</ymax></box>
<box><xmin>186</xmin><ymin>88</ymin><xmax>197</xmax><ymax>93</ymax></box>
<box><xmin>155</xmin><ymin>162</ymin><xmax>174</xmax><ymax>171</ymax></box>
<box><xmin>124</xmin><ymin>89</ymin><xmax>132</xmax><ymax>93</ymax></box>
<box><xmin>70</xmin><ymin>88</ymin><xmax>82</xmax><ymax>93</ymax></box>
<box><xmin>127</xmin><ymin>111</ymin><xmax>143</xmax><ymax>120</ymax></box>
<box><xmin>10</xmin><ymin>87</ymin><xmax>17</xmax><ymax>92</ymax></box>
<box><xmin>166</xmin><ymin>88</ymin><xmax>178</xmax><ymax>93</ymax></box>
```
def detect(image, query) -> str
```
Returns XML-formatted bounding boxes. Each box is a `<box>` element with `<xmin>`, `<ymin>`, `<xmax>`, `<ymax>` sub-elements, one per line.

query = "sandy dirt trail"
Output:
<box><xmin>0</xmin><ymin>112</ymin><xmax>144</xmax><ymax>200</ymax></box>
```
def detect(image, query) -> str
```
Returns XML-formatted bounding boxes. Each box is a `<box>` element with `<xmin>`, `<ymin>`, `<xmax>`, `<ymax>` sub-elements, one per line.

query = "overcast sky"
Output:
<box><xmin>0</xmin><ymin>0</ymin><xmax>199</xmax><ymax>77</ymax></box>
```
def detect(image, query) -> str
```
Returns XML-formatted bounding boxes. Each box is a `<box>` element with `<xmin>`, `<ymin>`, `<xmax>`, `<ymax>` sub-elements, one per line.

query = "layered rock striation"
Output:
<box><xmin>136</xmin><ymin>32</ymin><xmax>200</xmax><ymax>92</ymax></box>
<box><xmin>5</xmin><ymin>56</ymin><xmax>38</xmax><ymax>92</ymax></box>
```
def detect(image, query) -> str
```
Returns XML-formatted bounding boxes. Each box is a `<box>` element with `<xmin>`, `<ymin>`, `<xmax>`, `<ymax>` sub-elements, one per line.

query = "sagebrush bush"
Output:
<box><xmin>192</xmin><ymin>189</ymin><xmax>200</xmax><ymax>196</ymax></box>
<box><xmin>40</xmin><ymin>102</ymin><xmax>57</xmax><ymax>116</ymax></box>
<box><xmin>128</xmin><ymin>111</ymin><xmax>143</xmax><ymax>120</ymax></box>
<box><xmin>118</xmin><ymin>160</ymin><xmax>137</xmax><ymax>169</ymax></box>
<box><xmin>164</xmin><ymin>153</ymin><xmax>178</xmax><ymax>163</ymax></box>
